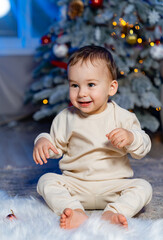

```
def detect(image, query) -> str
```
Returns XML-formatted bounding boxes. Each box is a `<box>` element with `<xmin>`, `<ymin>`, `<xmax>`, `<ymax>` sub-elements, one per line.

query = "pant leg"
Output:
<box><xmin>103</xmin><ymin>178</ymin><xmax>152</xmax><ymax>217</ymax></box>
<box><xmin>37</xmin><ymin>173</ymin><xmax>85</xmax><ymax>215</ymax></box>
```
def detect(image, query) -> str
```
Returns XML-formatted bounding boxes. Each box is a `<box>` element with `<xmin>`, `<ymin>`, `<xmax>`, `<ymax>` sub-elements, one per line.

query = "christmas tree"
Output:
<box><xmin>26</xmin><ymin>0</ymin><xmax>163</xmax><ymax>132</ymax></box>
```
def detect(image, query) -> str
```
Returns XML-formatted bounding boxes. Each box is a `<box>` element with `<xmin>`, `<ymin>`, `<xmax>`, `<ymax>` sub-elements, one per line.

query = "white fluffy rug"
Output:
<box><xmin>0</xmin><ymin>190</ymin><xmax>163</xmax><ymax>240</ymax></box>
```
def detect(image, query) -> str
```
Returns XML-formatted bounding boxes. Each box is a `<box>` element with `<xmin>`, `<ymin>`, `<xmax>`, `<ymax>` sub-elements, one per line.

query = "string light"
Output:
<box><xmin>134</xmin><ymin>68</ymin><xmax>138</xmax><ymax>73</ymax></box>
<box><xmin>156</xmin><ymin>107</ymin><xmax>161</xmax><ymax>111</ymax></box>
<box><xmin>137</xmin><ymin>38</ymin><xmax>142</xmax><ymax>43</ymax></box>
<box><xmin>43</xmin><ymin>99</ymin><xmax>48</xmax><ymax>104</ymax></box>
<box><xmin>130</xmin><ymin>29</ymin><xmax>134</xmax><ymax>34</ymax></box>
<box><xmin>119</xmin><ymin>18</ymin><xmax>127</xmax><ymax>26</ymax></box>
<box><xmin>121</xmin><ymin>33</ymin><xmax>125</xmax><ymax>38</ymax></box>
<box><xmin>120</xmin><ymin>71</ymin><xmax>124</xmax><ymax>75</ymax></box>
<box><xmin>111</xmin><ymin>32</ymin><xmax>116</xmax><ymax>36</ymax></box>
<box><xmin>150</xmin><ymin>42</ymin><xmax>155</xmax><ymax>46</ymax></box>
<box><xmin>135</xmin><ymin>25</ymin><xmax>140</xmax><ymax>30</ymax></box>
<box><xmin>139</xmin><ymin>59</ymin><xmax>143</xmax><ymax>64</ymax></box>
<box><xmin>112</xmin><ymin>21</ymin><xmax>117</xmax><ymax>26</ymax></box>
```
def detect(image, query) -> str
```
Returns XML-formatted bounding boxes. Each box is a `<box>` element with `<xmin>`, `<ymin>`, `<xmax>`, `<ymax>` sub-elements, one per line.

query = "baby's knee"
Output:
<box><xmin>136</xmin><ymin>179</ymin><xmax>153</xmax><ymax>202</ymax></box>
<box><xmin>37</xmin><ymin>173</ymin><xmax>60</xmax><ymax>194</ymax></box>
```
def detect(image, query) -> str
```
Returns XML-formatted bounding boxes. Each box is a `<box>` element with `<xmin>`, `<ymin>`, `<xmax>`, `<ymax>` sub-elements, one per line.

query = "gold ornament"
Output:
<box><xmin>126</xmin><ymin>32</ymin><xmax>137</xmax><ymax>45</ymax></box>
<box><xmin>68</xmin><ymin>0</ymin><xmax>84</xmax><ymax>20</ymax></box>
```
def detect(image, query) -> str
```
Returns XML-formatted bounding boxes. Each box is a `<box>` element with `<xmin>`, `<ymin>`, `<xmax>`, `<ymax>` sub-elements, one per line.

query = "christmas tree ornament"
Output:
<box><xmin>68</xmin><ymin>101</ymin><xmax>73</xmax><ymax>107</ymax></box>
<box><xmin>126</xmin><ymin>30</ymin><xmax>137</xmax><ymax>45</ymax></box>
<box><xmin>6</xmin><ymin>210</ymin><xmax>17</xmax><ymax>220</ymax></box>
<box><xmin>148</xmin><ymin>9</ymin><xmax>160</xmax><ymax>25</ymax></box>
<box><xmin>89</xmin><ymin>0</ymin><xmax>103</xmax><ymax>8</ymax></box>
<box><xmin>155</xmin><ymin>40</ymin><xmax>160</xmax><ymax>45</ymax></box>
<box><xmin>51</xmin><ymin>60</ymin><xmax>67</xmax><ymax>70</ymax></box>
<box><xmin>53</xmin><ymin>44</ymin><xmax>69</xmax><ymax>58</ymax></box>
<box><xmin>41</xmin><ymin>35</ymin><xmax>51</xmax><ymax>45</ymax></box>
<box><xmin>150</xmin><ymin>44</ymin><xmax>163</xmax><ymax>60</ymax></box>
<box><xmin>68</xmin><ymin>0</ymin><xmax>84</xmax><ymax>19</ymax></box>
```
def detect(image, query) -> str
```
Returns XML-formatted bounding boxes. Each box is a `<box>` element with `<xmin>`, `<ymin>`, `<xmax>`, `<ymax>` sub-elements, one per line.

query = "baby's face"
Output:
<box><xmin>68</xmin><ymin>59</ymin><xmax>116</xmax><ymax>115</ymax></box>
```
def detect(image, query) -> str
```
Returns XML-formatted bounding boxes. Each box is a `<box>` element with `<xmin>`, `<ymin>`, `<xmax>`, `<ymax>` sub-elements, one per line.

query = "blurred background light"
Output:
<box><xmin>0</xmin><ymin>0</ymin><xmax>11</xmax><ymax>18</ymax></box>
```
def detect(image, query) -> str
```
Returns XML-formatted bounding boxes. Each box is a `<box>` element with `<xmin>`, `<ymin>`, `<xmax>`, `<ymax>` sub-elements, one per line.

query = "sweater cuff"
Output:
<box><xmin>125</xmin><ymin>130</ymin><xmax>139</xmax><ymax>152</ymax></box>
<box><xmin>34</xmin><ymin>133</ymin><xmax>52</xmax><ymax>145</ymax></box>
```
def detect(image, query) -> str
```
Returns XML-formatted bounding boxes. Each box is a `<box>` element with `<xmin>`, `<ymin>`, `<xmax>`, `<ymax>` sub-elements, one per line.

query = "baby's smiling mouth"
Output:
<box><xmin>78</xmin><ymin>101</ymin><xmax>92</xmax><ymax>103</ymax></box>
<box><xmin>78</xmin><ymin>101</ymin><xmax>92</xmax><ymax>106</ymax></box>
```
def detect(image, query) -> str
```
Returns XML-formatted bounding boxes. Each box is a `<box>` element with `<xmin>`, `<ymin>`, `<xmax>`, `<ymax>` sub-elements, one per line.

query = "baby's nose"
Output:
<box><xmin>78</xmin><ymin>87</ymin><xmax>88</xmax><ymax>97</ymax></box>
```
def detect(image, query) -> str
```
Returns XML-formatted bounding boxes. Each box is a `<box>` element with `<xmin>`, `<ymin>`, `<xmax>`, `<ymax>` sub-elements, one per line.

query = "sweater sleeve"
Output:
<box><xmin>123</xmin><ymin>113</ymin><xmax>151</xmax><ymax>159</ymax></box>
<box><xmin>34</xmin><ymin>110</ymin><xmax>68</xmax><ymax>159</ymax></box>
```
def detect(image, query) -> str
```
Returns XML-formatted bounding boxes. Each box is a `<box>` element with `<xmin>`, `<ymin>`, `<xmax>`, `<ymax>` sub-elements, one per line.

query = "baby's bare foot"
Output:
<box><xmin>60</xmin><ymin>208</ymin><xmax>88</xmax><ymax>229</ymax></box>
<box><xmin>102</xmin><ymin>211</ymin><xmax>128</xmax><ymax>228</ymax></box>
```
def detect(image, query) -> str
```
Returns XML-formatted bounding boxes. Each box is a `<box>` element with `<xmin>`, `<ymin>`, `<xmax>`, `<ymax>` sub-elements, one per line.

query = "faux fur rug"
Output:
<box><xmin>0</xmin><ymin>191</ymin><xmax>162</xmax><ymax>240</ymax></box>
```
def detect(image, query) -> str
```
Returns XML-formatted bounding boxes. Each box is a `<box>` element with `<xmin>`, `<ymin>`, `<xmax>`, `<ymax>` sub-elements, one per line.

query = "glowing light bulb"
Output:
<box><xmin>120</xmin><ymin>71</ymin><xmax>124</xmax><ymax>75</ymax></box>
<box><xmin>121</xmin><ymin>33</ymin><xmax>125</xmax><ymax>38</ymax></box>
<box><xmin>150</xmin><ymin>42</ymin><xmax>155</xmax><ymax>46</ymax></box>
<box><xmin>112</xmin><ymin>21</ymin><xmax>117</xmax><ymax>26</ymax></box>
<box><xmin>0</xmin><ymin>0</ymin><xmax>11</xmax><ymax>18</ymax></box>
<box><xmin>156</xmin><ymin>107</ymin><xmax>161</xmax><ymax>111</ymax></box>
<box><xmin>43</xmin><ymin>99</ymin><xmax>48</xmax><ymax>104</ymax></box>
<box><xmin>111</xmin><ymin>32</ymin><xmax>116</xmax><ymax>36</ymax></box>
<box><xmin>130</xmin><ymin>29</ymin><xmax>134</xmax><ymax>35</ymax></box>
<box><xmin>119</xmin><ymin>18</ymin><xmax>127</xmax><ymax>26</ymax></box>
<box><xmin>135</xmin><ymin>25</ymin><xmax>140</xmax><ymax>30</ymax></box>
<box><xmin>137</xmin><ymin>38</ymin><xmax>142</xmax><ymax>43</ymax></box>
<box><xmin>139</xmin><ymin>60</ymin><xmax>143</xmax><ymax>64</ymax></box>
<box><xmin>134</xmin><ymin>68</ymin><xmax>138</xmax><ymax>73</ymax></box>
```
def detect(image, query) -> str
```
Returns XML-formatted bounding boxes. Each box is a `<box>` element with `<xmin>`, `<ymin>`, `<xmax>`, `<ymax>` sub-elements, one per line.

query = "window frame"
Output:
<box><xmin>0</xmin><ymin>0</ymin><xmax>41</xmax><ymax>55</ymax></box>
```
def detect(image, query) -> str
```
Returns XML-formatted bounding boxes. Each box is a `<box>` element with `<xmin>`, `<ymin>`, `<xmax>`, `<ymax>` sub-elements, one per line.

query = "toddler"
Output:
<box><xmin>33</xmin><ymin>45</ymin><xmax>152</xmax><ymax>229</ymax></box>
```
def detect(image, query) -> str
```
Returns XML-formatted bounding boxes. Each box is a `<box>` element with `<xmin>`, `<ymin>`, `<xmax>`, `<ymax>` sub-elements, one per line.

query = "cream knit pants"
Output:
<box><xmin>37</xmin><ymin>173</ymin><xmax>152</xmax><ymax>217</ymax></box>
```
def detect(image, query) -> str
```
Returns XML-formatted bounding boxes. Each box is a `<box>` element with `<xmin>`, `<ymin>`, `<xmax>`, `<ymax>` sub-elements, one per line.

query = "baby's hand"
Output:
<box><xmin>33</xmin><ymin>137</ymin><xmax>59</xmax><ymax>165</ymax></box>
<box><xmin>106</xmin><ymin>128</ymin><xmax>134</xmax><ymax>149</ymax></box>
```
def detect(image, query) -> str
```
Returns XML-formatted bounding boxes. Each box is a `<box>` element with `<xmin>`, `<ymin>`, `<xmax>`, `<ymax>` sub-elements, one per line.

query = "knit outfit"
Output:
<box><xmin>36</xmin><ymin>101</ymin><xmax>152</xmax><ymax>217</ymax></box>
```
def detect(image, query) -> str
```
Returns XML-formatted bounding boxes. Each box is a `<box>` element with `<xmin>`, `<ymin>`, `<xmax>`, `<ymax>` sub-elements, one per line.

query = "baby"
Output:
<box><xmin>33</xmin><ymin>45</ymin><xmax>152</xmax><ymax>229</ymax></box>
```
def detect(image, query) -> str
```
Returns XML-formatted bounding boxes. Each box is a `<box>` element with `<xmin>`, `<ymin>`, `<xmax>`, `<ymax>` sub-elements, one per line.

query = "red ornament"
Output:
<box><xmin>41</xmin><ymin>35</ymin><xmax>51</xmax><ymax>45</ymax></box>
<box><xmin>68</xmin><ymin>101</ymin><xmax>73</xmax><ymax>107</ymax></box>
<box><xmin>50</xmin><ymin>60</ymin><xmax>67</xmax><ymax>70</ymax></box>
<box><xmin>6</xmin><ymin>210</ymin><xmax>17</xmax><ymax>220</ymax></box>
<box><xmin>89</xmin><ymin>0</ymin><xmax>103</xmax><ymax>8</ymax></box>
<box><xmin>155</xmin><ymin>40</ymin><xmax>161</xmax><ymax>45</ymax></box>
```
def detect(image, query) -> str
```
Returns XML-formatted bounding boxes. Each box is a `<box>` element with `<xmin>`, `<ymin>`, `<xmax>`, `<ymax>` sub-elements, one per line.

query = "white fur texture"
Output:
<box><xmin>0</xmin><ymin>190</ymin><xmax>162</xmax><ymax>240</ymax></box>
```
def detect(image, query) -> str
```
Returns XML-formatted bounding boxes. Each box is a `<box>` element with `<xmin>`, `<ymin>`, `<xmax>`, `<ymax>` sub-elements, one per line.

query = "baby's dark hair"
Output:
<box><xmin>68</xmin><ymin>45</ymin><xmax>117</xmax><ymax>80</ymax></box>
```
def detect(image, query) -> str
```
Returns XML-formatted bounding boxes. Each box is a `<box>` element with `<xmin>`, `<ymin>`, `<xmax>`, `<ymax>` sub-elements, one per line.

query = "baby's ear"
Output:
<box><xmin>109</xmin><ymin>80</ymin><xmax>118</xmax><ymax>96</ymax></box>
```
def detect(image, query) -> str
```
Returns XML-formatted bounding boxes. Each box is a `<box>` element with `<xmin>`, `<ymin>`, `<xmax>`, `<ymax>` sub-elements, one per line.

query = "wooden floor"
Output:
<box><xmin>0</xmin><ymin>117</ymin><xmax>163</xmax><ymax>220</ymax></box>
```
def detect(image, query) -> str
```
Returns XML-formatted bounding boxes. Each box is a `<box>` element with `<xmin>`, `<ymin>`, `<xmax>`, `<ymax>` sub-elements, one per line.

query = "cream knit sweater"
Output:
<box><xmin>35</xmin><ymin>101</ymin><xmax>151</xmax><ymax>181</ymax></box>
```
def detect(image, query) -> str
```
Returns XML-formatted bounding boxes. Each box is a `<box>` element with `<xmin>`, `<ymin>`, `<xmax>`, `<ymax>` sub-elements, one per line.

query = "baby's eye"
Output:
<box><xmin>88</xmin><ymin>83</ymin><xmax>95</xmax><ymax>87</ymax></box>
<box><xmin>71</xmin><ymin>84</ymin><xmax>79</xmax><ymax>88</ymax></box>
